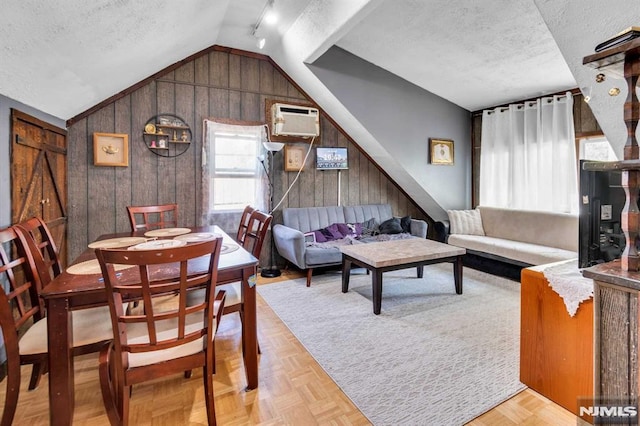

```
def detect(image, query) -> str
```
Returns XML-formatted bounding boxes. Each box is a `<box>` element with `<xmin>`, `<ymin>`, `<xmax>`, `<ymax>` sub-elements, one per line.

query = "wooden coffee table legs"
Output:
<box><xmin>342</xmin><ymin>254</ymin><xmax>464</xmax><ymax>314</ymax></box>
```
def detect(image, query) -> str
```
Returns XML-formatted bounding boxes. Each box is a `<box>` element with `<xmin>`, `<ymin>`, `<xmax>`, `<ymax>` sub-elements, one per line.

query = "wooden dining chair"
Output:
<box><xmin>13</xmin><ymin>218</ymin><xmax>114</xmax><ymax>385</ymax></box>
<box><xmin>220</xmin><ymin>210</ymin><xmax>272</xmax><ymax>319</ymax></box>
<box><xmin>14</xmin><ymin>217</ymin><xmax>62</xmax><ymax>286</ymax></box>
<box><xmin>95</xmin><ymin>239</ymin><xmax>226</xmax><ymax>426</ymax></box>
<box><xmin>126</xmin><ymin>203</ymin><xmax>178</xmax><ymax>231</ymax></box>
<box><xmin>186</xmin><ymin>209</ymin><xmax>271</xmax><ymax>358</ymax></box>
<box><xmin>236</xmin><ymin>205</ymin><xmax>256</xmax><ymax>242</ymax></box>
<box><xmin>0</xmin><ymin>226</ymin><xmax>113</xmax><ymax>425</ymax></box>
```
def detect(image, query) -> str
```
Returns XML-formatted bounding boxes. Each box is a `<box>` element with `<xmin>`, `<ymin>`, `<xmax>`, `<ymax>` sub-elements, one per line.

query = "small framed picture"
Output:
<box><xmin>429</xmin><ymin>138</ymin><xmax>454</xmax><ymax>165</ymax></box>
<box><xmin>94</xmin><ymin>133</ymin><xmax>129</xmax><ymax>167</ymax></box>
<box><xmin>284</xmin><ymin>145</ymin><xmax>306</xmax><ymax>172</ymax></box>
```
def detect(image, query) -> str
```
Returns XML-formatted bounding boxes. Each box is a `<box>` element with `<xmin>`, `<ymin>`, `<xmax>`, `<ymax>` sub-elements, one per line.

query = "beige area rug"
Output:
<box><xmin>257</xmin><ymin>264</ymin><xmax>525</xmax><ymax>425</ymax></box>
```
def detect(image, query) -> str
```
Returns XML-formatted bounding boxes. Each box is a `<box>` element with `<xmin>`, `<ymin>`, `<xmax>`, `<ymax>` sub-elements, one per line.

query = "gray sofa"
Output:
<box><xmin>272</xmin><ymin>204</ymin><xmax>428</xmax><ymax>286</ymax></box>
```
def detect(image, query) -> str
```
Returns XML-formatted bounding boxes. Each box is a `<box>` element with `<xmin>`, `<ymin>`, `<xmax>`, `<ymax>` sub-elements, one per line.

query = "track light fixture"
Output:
<box><xmin>251</xmin><ymin>0</ymin><xmax>276</xmax><ymax>50</ymax></box>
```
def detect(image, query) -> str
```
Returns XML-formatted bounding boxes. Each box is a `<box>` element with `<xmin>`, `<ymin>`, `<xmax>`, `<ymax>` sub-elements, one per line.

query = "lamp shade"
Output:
<box><xmin>263</xmin><ymin>141</ymin><xmax>284</xmax><ymax>152</ymax></box>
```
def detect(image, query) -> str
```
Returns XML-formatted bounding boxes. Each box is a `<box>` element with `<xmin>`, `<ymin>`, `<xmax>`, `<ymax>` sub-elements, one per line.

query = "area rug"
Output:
<box><xmin>257</xmin><ymin>264</ymin><xmax>525</xmax><ymax>425</ymax></box>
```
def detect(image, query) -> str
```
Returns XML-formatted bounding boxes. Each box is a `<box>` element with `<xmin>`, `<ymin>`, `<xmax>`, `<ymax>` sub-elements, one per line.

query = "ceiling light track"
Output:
<box><xmin>251</xmin><ymin>0</ymin><xmax>276</xmax><ymax>37</ymax></box>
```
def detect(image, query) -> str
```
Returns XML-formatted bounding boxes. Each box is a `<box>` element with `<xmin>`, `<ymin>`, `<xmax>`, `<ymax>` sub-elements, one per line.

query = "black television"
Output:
<box><xmin>316</xmin><ymin>147</ymin><xmax>348</xmax><ymax>170</ymax></box>
<box><xmin>578</xmin><ymin>160</ymin><xmax>627</xmax><ymax>268</ymax></box>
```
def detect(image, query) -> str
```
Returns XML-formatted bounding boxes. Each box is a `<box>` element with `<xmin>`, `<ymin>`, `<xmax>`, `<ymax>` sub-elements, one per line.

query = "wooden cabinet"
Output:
<box><xmin>143</xmin><ymin>114</ymin><xmax>191</xmax><ymax>157</ymax></box>
<box><xmin>520</xmin><ymin>267</ymin><xmax>593</xmax><ymax>421</ymax></box>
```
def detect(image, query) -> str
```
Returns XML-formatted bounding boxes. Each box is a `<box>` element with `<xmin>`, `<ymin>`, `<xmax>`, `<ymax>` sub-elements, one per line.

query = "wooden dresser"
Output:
<box><xmin>520</xmin><ymin>266</ymin><xmax>593</xmax><ymax>418</ymax></box>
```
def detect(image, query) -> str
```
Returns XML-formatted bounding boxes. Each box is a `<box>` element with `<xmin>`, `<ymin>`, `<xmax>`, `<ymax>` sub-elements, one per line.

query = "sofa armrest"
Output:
<box><xmin>272</xmin><ymin>224</ymin><xmax>306</xmax><ymax>269</ymax></box>
<box><xmin>409</xmin><ymin>219</ymin><xmax>428</xmax><ymax>239</ymax></box>
<box><xmin>433</xmin><ymin>220</ymin><xmax>450</xmax><ymax>243</ymax></box>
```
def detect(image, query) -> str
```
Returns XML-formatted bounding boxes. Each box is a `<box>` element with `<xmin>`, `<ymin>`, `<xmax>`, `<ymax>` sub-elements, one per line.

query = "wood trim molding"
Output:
<box><xmin>66</xmin><ymin>46</ymin><xmax>272</xmax><ymax>127</ymax></box>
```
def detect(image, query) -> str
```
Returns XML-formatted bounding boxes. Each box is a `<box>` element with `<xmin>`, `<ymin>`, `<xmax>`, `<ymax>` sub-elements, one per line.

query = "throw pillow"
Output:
<box><xmin>312</xmin><ymin>229</ymin><xmax>328</xmax><ymax>243</ymax></box>
<box><xmin>447</xmin><ymin>209</ymin><xmax>485</xmax><ymax>236</ymax></box>
<box><xmin>379</xmin><ymin>217</ymin><xmax>403</xmax><ymax>234</ymax></box>
<box><xmin>359</xmin><ymin>218</ymin><xmax>378</xmax><ymax>237</ymax></box>
<box><xmin>321</xmin><ymin>223</ymin><xmax>344</xmax><ymax>241</ymax></box>
<box><xmin>400</xmin><ymin>215</ymin><xmax>412</xmax><ymax>233</ymax></box>
<box><xmin>303</xmin><ymin>232</ymin><xmax>316</xmax><ymax>243</ymax></box>
<box><xmin>337</xmin><ymin>222</ymin><xmax>362</xmax><ymax>237</ymax></box>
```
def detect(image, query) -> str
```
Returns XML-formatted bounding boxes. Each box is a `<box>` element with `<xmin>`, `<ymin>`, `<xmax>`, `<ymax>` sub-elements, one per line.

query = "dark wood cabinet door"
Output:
<box><xmin>11</xmin><ymin>109</ymin><xmax>68</xmax><ymax>266</ymax></box>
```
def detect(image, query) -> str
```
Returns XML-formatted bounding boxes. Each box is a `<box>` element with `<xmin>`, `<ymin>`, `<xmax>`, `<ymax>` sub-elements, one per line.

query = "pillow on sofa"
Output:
<box><xmin>379</xmin><ymin>217</ymin><xmax>403</xmax><ymax>234</ymax></box>
<box><xmin>447</xmin><ymin>209</ymin><xmax>485</xmax><ymax>236</ymax></box>
<box><xmin>337</xmin><ymin>222</ymin><xmax>363</xmax><ymax>237</ymax></box>
<box><xmin>400</xmin><ymin>215</ymin><xmax>412</xmax><ymax>233</ymax></box>
<box><xmin>359</xmin><ymin>218</ymin><xmax>379</xmax><ymax>237</ymax></box>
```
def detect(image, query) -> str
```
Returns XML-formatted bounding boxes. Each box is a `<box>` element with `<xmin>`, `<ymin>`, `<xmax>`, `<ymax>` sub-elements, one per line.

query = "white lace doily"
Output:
<box><xmin>540</xmin><ymin>259</ymin><xmax>593</xmax><ymax>317</ymax></box>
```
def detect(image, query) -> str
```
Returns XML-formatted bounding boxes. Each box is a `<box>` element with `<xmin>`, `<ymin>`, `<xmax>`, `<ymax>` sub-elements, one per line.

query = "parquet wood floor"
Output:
<box><xmin>0</xmin><ymin>269</ymin><xmax>584</xmax><ymax>425</ymax></box>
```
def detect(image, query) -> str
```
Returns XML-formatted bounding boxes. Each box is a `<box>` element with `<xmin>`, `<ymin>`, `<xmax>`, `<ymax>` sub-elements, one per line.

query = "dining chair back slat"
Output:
<box><xmin>236</xmin><ymin>205</ymin><xmax>256</xmax><ymax>242</ymax></box>
<box><xmin>15</xmin><ymin>217</ymin><xmax>62</xmax><ymax>286</ymax></box>
<box><xmin>126</xmin><ymin>203</ymin><xmax>178</xmax><ymax>231</ymax></box>
<box><xmin>0</xmin><ymin>226</ymin><xmax>47</xmax><ymax>425</ymax></box>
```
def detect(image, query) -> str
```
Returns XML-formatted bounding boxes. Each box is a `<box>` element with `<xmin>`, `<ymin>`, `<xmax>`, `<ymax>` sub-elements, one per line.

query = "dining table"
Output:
<box><xmin>39</xmin><ymin>225</ymin><xmax>259</xmax><ymax>426</ymax></box>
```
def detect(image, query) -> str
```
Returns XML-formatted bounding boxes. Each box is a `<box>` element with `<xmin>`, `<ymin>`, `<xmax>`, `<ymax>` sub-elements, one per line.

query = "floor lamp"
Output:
<box><xmin>261</xmin><ymin>141</ymin><xmax>284</xmax><ymax>278</ymax></box>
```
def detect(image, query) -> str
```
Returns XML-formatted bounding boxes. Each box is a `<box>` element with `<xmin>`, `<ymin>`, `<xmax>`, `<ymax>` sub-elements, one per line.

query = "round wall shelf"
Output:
<box><xmin>143</xmin><ymin>114</ymin><xmax>192</xmax><ymax>158</ymax></box>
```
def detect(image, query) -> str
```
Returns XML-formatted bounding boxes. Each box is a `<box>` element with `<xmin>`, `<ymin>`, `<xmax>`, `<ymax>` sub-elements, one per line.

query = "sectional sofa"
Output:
<box><xmin>434</xmin><ymin>206</ymin><xmax>578</xmax><ymax>279</ymax></box>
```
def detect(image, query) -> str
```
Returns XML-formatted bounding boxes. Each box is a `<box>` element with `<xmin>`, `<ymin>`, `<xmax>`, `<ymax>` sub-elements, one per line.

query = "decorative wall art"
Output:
<box><xmin>429</xmin><ymin>138</ymin><xmax>454</xmax><ymax>165</ymax></box>
<box><xmin>94</xmin><ymin>133</ymin><xmax>129</xmax><ymax>167</ymax></box>
<box><xmin>284</xmin><ymin>145</ymin><xmax>306</xmax><ymax>172</ymax></box>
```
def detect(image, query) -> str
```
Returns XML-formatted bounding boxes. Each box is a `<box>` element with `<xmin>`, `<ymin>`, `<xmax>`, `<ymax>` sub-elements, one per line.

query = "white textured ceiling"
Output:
<box><xmin>0</xmin><ymin>0</ymin><xmax>578</xmax><ymax>120</ymax></box>
<box><xmin>336</xmin><ymin>0</ymin><xmax>576</xmax><ymax>111</ymax></box>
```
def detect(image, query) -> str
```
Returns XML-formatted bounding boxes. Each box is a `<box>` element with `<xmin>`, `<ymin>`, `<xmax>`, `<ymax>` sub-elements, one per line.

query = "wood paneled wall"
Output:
<box><xmin>67</xmin><ymin>47</ymin><xmax>429</xmax><ymax>265</ymax></box>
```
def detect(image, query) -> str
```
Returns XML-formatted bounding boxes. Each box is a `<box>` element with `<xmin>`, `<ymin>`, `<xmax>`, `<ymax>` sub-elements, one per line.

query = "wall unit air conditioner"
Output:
<box><xmin>271</xmin><ymin>103</ymin><xmax>320</xmax><ymax>137</ymax></box>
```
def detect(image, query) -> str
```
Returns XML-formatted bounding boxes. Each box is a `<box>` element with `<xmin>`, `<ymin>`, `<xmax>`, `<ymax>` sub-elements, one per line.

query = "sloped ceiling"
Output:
<box><xmin>1</xmin><ymin>0</ymin><xmax>578</xmax><ymax>121</ymax></box>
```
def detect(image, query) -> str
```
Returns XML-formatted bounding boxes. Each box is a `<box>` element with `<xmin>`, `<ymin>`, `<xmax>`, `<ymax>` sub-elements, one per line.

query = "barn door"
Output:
<box><xmin>11</xmin><ymin>109</ymin><xmax>68</xmax><ymax>266</ymax></box>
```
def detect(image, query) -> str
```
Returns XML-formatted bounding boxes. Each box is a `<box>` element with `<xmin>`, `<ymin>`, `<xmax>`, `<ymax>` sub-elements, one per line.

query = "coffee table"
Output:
<box><xmin>340</xmin><ymin>238</ymin><xmax>466</xmax><ymax>314</ymax></box>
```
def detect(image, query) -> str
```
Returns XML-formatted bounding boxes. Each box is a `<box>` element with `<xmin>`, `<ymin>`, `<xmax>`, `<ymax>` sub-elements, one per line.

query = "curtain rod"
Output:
<box><xmin>472</xmin><ymin>88</ymin><xmax>580</xmax><ymax>117</ymax></box>
<box><xmin>483</xmin><ymin>93</ymin><xmax>571</xmax><ymax>115</ymax></box>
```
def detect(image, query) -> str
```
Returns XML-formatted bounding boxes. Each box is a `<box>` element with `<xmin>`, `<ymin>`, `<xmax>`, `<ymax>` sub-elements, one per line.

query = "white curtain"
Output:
<box><xmin>479</xmin><ymin>92</ymin><xmax>577</xmax><ymax>214</ymax></box>
<box><xmin>201</xmin><ymin>120</ymin><xmax>268</xmax><ymax>226</ymax></box>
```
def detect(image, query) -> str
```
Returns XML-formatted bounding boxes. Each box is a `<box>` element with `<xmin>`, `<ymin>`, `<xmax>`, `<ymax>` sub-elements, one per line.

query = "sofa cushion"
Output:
<box><xmin>478</xmin><ymin>206</ymin><xmax>577</xmax><ymax>252</ymax></box>
<box><xmin>447</xmin><ymin>234</ymin><xmax>577</xmax><ymax>266</ymax></box>
<box><xmin>304</xmin><ymin>246</ymin><xmax>344</xmax><ymax>266</ymax></box>
<box><xmin>447</xmin><ymin>209</ymin><xmax>485</xmax><ymax>236</ymax></box>
<box><xmin>379</xmin><ymin>217</ymin><xmax>403</xmax><ymax>234</ymax></box>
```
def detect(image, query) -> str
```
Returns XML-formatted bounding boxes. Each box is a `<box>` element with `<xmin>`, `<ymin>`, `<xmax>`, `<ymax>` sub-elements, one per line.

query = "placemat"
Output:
<box><xmin>88</xmin><ymin>237</ymin><xmax>147</xmax><ymax>249</ymax></box>
<box><xmin>144</xmin><ymin>227</ymin><xmax>191</xmax><ymax>237</ymax></box>
<box><xmin>66</xmin><ymin>260</ymin><xmax>134</xmax><ymax>275</ymax></box>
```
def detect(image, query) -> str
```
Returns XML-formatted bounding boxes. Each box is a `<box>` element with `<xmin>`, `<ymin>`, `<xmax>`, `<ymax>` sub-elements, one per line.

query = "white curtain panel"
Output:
<box><xmin>480</xmin><ymin>92</ymin><xmax>577</xmax><ymax>214</ymax></box>
<box><xmin>201</xmin><ymin>120</ymin><xmax>268</xmax><ymax>226</ymax></box>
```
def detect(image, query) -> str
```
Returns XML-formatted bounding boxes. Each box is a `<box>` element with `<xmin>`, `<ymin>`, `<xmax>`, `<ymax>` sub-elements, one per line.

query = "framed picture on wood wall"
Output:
<box><xmin>284</xmin><ymin>145</ymin><xmax>306</xmax><ymax>172</ymax></box>
<box><xmin>429</xmin><ymin>138</ymin><xmax>454</xmax><ymax>165</ymax></box>
<box><xmin>94</xmin><ymin>133</ymin><xmax>129</xmax><ymax>167</ymax></box>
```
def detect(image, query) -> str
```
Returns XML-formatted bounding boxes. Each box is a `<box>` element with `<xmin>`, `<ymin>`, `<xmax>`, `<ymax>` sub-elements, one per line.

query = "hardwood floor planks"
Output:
<box><xmin>0</xmin><ymin>269</ymin><xmax>583</xmax><ymax>425</ymax></box>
